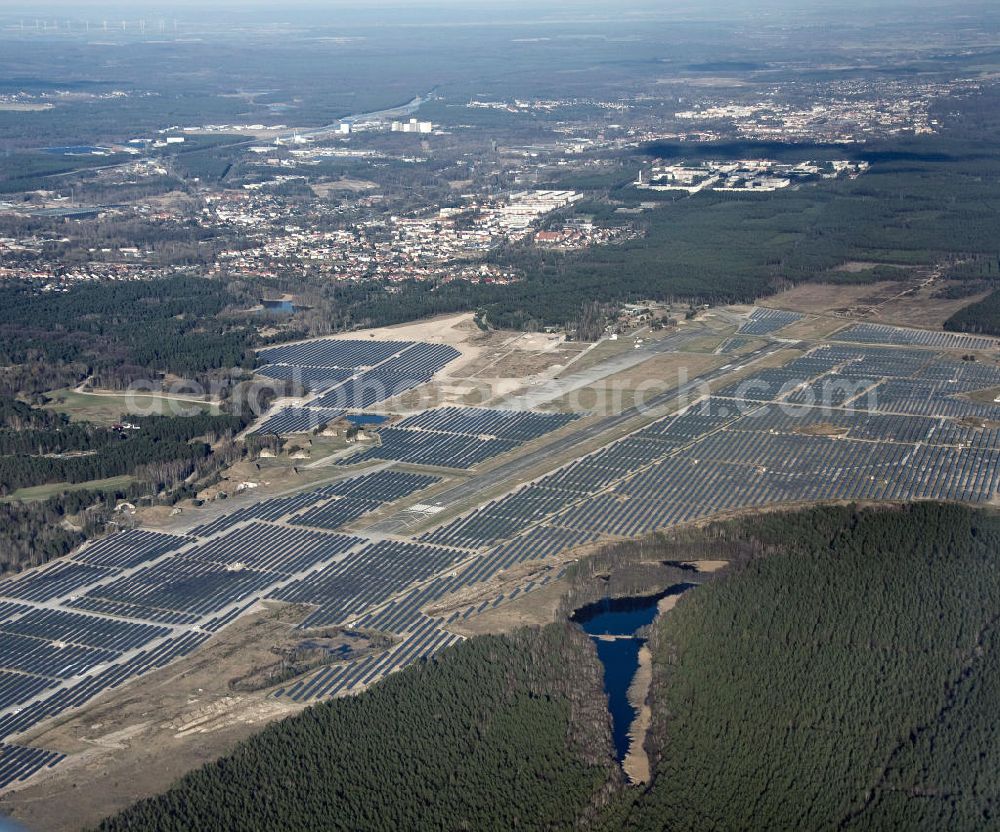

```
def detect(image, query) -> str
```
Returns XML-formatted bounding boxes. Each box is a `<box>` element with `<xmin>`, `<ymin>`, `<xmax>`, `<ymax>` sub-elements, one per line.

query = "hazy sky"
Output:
<box><xmin>11</xmin><ymin>0</ymin><xmax>988</xmax><ymax>13</ymax></box>
<box><xmin>6</xmin><ymin>0</ymin><xmax>995</xmax><ymax>27</ymax></box>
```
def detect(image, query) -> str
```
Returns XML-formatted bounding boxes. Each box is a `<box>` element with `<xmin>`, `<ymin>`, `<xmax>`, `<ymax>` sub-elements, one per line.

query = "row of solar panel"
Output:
<box><xmin>833</xmin><ymin>322</ymin><xmax>998</xmax><ymax>352</ymax></box>
<box><xmin>737</xmin><ymin>307</ymin><xmax>804</xmax><ymax>335</ymax></box>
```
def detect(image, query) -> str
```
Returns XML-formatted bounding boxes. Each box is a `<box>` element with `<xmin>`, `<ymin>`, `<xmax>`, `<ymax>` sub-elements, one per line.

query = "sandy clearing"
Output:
<box><xmin>623</xmin><ymin>644</ymin><xmax>652</xmax><ymax>785</ymax></box>
<box><xmin>762</xmin><ymin>277</ymin><xmax>992</xmax><ymax>330</ymax></box>
<box><xmin>0</xmin><ymin>605</ymin><xmax>312</xmax><ymax>831</ymax></box>
<box><xmin>682</xmin><ymin>559</ymin><xmax>730</xmax><ymax>573</ymax></box>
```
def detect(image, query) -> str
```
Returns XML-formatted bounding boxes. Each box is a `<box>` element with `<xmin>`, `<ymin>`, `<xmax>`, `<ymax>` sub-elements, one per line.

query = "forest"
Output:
<box><xmin>94</xmin><ymin>502</ymin><xmax>1000</xmax><ymax>832</ymax></box>
<box><xmin>96</xmin><ymin>625</ymin><xmax>619</xmax><ymax>832</ymax></box>
<box><xmin>0</xmin><ymin>487</ymin><xmax>133</xmax><ymax>574</ymax></box>
<box><xmin>944</xmin><ymin>289</ymin><xmax>1000</xmax><ymax>336</ymax></box>
<box><xmin>0</xmin><ymin>275</ymin><xmax>257</xmax><ymax>377</ymax></box>
<box><xmin>0</xmin><ymin>399</ymin><xmax>254</xmax><ymax>574</ymax></box>
<box><xmin>602</xmin><ymin>502</ymin><xmax>1000</xmax><ymax>831</ymax></box>
<box><xmin>0</xmin><ymin>402</ymin><xmax>250</xmax><ymax>495</ymax></box>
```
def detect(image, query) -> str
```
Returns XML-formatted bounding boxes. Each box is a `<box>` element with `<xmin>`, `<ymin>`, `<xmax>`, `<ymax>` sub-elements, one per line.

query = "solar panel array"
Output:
<box><xmin>324</xmin><ymin>470</ymin><xmax>440</xmax><ymax>502</ymax></box>
<box><xmin>339</xmin><ymin>407</ymin><xmax>581</xmax><ymax>470</ymax></box>
<box><xmin>718</xmin><ymin>336</ymin><xmax>753</xmax><ymax>353</ymax></box>
<box><xmin>268</xmin><ymin>540</ymin><xmax>468</xmax><ymax>628</ymax></box>
<box><xmin>257</xmin><ymin>339</ymin><xmax>411</xmax><ymax>368</ymax></box>
<box><xmin>255</xmin><ymin>365</ymin><xmax>355</xmax><ymax>392</ymax></box>
<box><xmin>72</xmin><ymin>530</ymin><xmax>194</xmax><ymax>570</ymax></box>
<box><xmin>832</xmin><ymin>323</ymin><xmax>998</xmax><ymax>352</ymax></box>
<box><xmin>379</xmin><ymin>344</ymin><xmax>461</xmax><ymax>376</ymax></box>
<box><xmin>395</xmin><ymin>407</ymin><xmax>580</xmax><ymax>441</ymax></box>
<box><xmin>187</xmin><ymin>472</ymin><xmax>440</xmax><ymax>538</ymax></box>
<box><xmin>2</xmin><ymin>608</ymin><xmax>169</xmax><ymax>652</ymax></box>
<box><xmin>5</xmin><ymin>340</ymin><xmax>1000</xmax><ymax>789</ymax></box>
<box><xmin>0</xmin><ymin>630</ymin><xmax>213</xmax><ymax>783</ymax></box>
<box><xmin>441</xmin><ymin>568</ymin><xmax>567</xmax><ymax>626</ymax></box>
<box><xmin>74</xmin><ymin>527</ymin><xmax>356</xmax><ymax>621</ymax></box>
<box><xmin>413</xmin><ymin>348</ymin><xmax>1000</xmax><ymax>571</ymax></box>
<box><xmin>738</xmin><ymin>307</ymin><xmax>804</xmax><ymax>335</ymax></box>
<box><xmin>0</xmin><ymin>561</ymin><xmax>115</xmax><ymax>603</ymax></box>
<box><xmin>274</xmin><ymin>614</ymin><xmax>463</xmax><ymax>702</ymax></box>
<box><xmin>460</xmin><ymin>527</ymin><xmax>601</xmax><ymax>585</ymax></box>
<box><xmin>188</xmin><ymin>491</ymin><xmax>340</xmax><ymax>537</ymax></box>
<box><xmin>281</xmin><ymin>474</ymin><xmax>434</xmax><ymax>529</ymax></box>
<box><xmin>0</xmin><ymin>557</ymin><xmax>222</xmax><ymax>790</ymax></box>
<box><xmin>308</xmin><ymin>370</ymin><xmax>428</xmax><ymax>410</ymax></box>
<box><xmin>868</xmin><ymin>378</ymin><xmax>1000</xmax><ymax>420</ymax></box>
<box><xmin>341</xmin><ymin>428</ymin><xmax>520</xmax><ymax>469</ymax></box>
<box><xmin>0</xmin><ymin>743</ymin><xmax>64</xmax><ymax>791</ymax></box>
<box><xmin>253</xmin><ymin>406</ymin><xmax>347</xmax><ymax>435</ymax></box>
<box><xmin>255</xmin><ymin>338</ymin><xmax>460</xmax><ymax>415</ymax></box>
<box><xmin>290</xmin><ymin>499</ymin><xmax>388</xmax><ymax>531</ymax></box>
<box><xmin>0</xmin><ymin>468</ymin><xmax>446</xmax><ymax>790</ymax></box>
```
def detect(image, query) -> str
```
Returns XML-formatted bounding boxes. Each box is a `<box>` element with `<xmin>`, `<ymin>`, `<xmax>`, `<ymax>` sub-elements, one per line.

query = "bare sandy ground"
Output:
<box><xmin>764</xmin><ymin>279</ymin><xmax>992</xmax><ymax>330</ymax></box>
<box><xmin>0</xmin><ymin>605</ymin><xmax>310</xmax><ymax>831</ymax></box>
<box><xmin>623</xmin><ymin>645</ymin><xmax>653</xmax><ymax>785</ymax></box>
<box><xmin>681</xmin><ymin>559</ymin><xmax>729</xmax><ymax>573</ymax></box>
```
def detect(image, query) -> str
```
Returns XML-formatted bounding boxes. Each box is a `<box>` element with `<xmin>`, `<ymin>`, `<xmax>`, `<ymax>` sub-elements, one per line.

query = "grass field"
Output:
<box><xmin>3</xmin><ymin>475</ymin><xmax>135</xmax><ymax>503</ymax></box>
<box><xmin>44</xmin><ymin>389</ymin><xmax>220</xmax><ymax>425</ymax></box>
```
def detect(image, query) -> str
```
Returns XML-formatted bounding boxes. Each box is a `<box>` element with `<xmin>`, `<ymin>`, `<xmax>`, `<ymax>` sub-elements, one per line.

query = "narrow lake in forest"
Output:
<box><xmin>572</xmin><ymin>583</ymin><xmax>697</xmax><ymax>763</ymax></box>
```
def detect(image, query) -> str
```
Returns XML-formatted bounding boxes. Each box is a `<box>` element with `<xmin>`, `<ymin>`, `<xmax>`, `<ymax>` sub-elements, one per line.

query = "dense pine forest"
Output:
<box><xmin>603</xmin><ymin>503</ymin><xmax>1000</xmax><ymax>831</ymax></box>
<box><xmin>96</xmin><ymin>626</ymin><xmax>619</xmax><ymax>832</ymax></box>
<box><xmin>94</xmin><ymin>503</ymin><xmax>1000</xmax><ymax>832</ymax></box>
<box><xmin>945</xmin><ymin>288</ymin><xmax>1000</xmax><ymax>336</ymax></box>
<box><xmin>0</xmin><ymin>487</ymin><xmax>134</xmax><ymax>574</ymax></box>
<box><xmin>0</xmin><ymin>275</ymin><xmax>256</xmax><ymax>379</ymax></box>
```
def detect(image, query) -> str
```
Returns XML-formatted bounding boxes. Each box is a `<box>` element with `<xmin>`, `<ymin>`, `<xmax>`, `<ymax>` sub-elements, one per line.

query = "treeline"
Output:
<box><xmin>0</xmin><ymin>395</ymin><xmax>65</xmax><ymax>431</ymax></box>
<box><xmin>944</xmin><ymin>289</ymin><xmax>1000</xmax><ymax>336</ymax></box>
<box><xmin>0</xmin><ymin>405</ymin><xmax>251</xmax><ymax>495</ymax></box>
<box><xmin>600</xmin><ymin>503</ymin><xmax>1000</xmax><ymax>831</ymax></box>
<box><xmin>97</xmin><ymin>625</ymin><xmax>618</xmax><ymax>832</ymax></box>
<box><xmin>0</xmin><ymin>375</ymin><xmax>299</xmax><ymax>573</ymax></box>
<box><xmin>0</xmin><ymin>395</ymin><xmax>108</xmax><ymax>455</ymax></box>
<box><xmin>0</xmin><ymin>360</ymin><xmax>88</xmax><ymax>398</ymax></box>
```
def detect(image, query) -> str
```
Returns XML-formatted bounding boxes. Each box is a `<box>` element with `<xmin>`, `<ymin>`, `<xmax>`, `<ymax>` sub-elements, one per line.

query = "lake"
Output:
<box><xmin>573</xmin><ymin>583</ymin><xmax>697</xmax><ymax>763</ymax></box>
